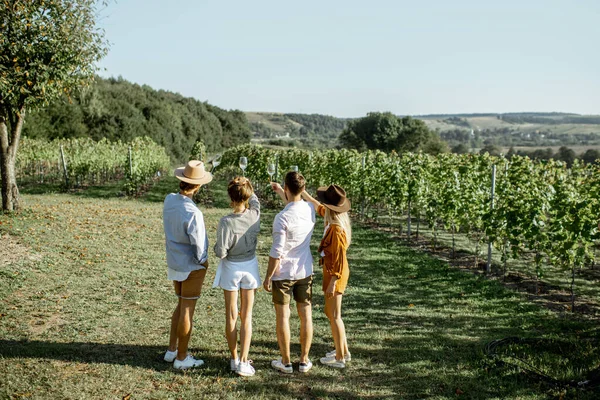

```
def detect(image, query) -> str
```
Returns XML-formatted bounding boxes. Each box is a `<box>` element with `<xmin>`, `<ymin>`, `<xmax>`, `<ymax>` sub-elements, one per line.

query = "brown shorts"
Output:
<box><xmin>173</xmin><ymin>268</ymin><xmax>207</xmax><ymax>300</ymax></box>
<box><xmin>272</xmin><ymin>275</ymin><xmax>313</xmax><ymax>305</ymax></box>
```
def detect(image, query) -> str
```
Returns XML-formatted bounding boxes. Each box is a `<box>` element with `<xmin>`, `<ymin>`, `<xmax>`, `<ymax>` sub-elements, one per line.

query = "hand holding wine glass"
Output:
<box><xmin>211</xmin><ymin>154</ymin><xmax>221</xmax><ymax>172</ymax></box>
<box><xmin>267</xmin><ymin>163</ymin><xmax>276</xmax><ymax>181</ymax></box>
<box><xmin>239</xmin><ymin>156</ymin><xmax>248</xmax><ymax>176</ymax></box>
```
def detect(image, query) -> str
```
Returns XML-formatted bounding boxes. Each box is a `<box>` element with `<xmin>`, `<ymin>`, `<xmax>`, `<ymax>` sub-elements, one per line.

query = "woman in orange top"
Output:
<box><xmin>302</xmin><ymin>184</ymin><xmax>352</xmax><ymax>369</ymax></box>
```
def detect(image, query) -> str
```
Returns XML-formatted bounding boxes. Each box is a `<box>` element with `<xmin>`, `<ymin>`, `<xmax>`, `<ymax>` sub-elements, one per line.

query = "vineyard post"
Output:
<box><xmin>128</xmin><ymin>146</ymin><xmax>133</xmax><ymax>178</ymax></box>
<box><xmin>486</xmin><ymin>164</ymin><xmax>496</xmax><ymax>274</ymax></box>
<box><xmin>407</xmin><ymin>198</ymin><xmax>412</xmax><ymax>240</ymax></box>
<box><xmin>360</xmin><ymin>155</ymin><xmax>365</xmax><ymax>220</ymax></box>
<box><xmin>60</xmin><ymin>145</ymin><xmax>69</xmax><ymax>187</ymax></box>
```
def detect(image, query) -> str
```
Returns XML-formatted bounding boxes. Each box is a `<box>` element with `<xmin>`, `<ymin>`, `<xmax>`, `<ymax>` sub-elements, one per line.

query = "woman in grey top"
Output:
<box><xmin>213</xmin><ymin>177</ymin><xmax>261</xmax><ymax>377</ymax></box>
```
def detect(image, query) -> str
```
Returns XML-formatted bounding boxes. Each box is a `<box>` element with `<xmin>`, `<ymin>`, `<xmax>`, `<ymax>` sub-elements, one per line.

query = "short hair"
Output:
<box><xmin>228</xmin><ymin>177</ymin><xmax>253</xmax><ymax>204</ymax></box>
<box><xmin>284</xmin><ymin>171</ymin><xmax>305</xmax><ymax>196</ymax></box>
<box><xmin>179</xmin><ymin>181</ymin><xmax>200</xmax><ymax>194</ymax></box>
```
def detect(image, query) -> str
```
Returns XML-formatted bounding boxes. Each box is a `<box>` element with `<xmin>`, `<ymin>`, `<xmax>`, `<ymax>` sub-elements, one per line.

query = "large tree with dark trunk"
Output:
<box><xmin>0</xmin><ymin>0</ymin><xmax>107</xmax><ymax>211</ymax></box>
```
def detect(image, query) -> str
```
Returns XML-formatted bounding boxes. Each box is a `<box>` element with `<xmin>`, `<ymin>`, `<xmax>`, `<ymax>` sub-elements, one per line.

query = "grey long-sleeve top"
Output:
<box><xmin>214</xmin><ymin>194</ymin><xmax>260</xmax><ymax>262</ymax></box>
<box><xmin>163</xmin><ymin>193</ymin><xmax>209</xmax><ymax>273</ymax></box>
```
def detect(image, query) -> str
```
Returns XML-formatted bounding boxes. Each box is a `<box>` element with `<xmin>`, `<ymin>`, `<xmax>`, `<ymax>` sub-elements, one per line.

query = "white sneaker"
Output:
<box><xmin>320</xmin><ymin>356</ymin><xmax>346</xmax><ymax>369</ymax></box>
<box><xmin>325</xmin><ymin>350</ymin><xmax>351</xmax><ymax>362</ymax></box>
<box><xmin>164</xmin><ymin>350</ymin><xmax>177</xmax><ymax>363</ymax></box>
<box><xmin>173</xmin><ymin>355</ymin><xmax>205</xmax><ymax>370</ymax></box>
<box><xmin>230</xmin><ymin>358</ymin><xmax>239</xmax><ymax>372</ymax></box>
<box><xmin>299</xmin><ymin>360</ymin><xmax>313</xmax><ymax>373</ymax></box>
<box><xmin>271</xmin><ymin>358</ymin><xmax>293</xmax><ymax>374</ymax></box>
<box><xmin>236</xmin><ymin>360</ymin><xmax>255</xmax><ymax>377</ymax></box>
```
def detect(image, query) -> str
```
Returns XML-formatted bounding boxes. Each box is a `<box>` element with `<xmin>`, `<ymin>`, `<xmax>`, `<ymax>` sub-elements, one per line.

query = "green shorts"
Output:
<box><xmin>271</xmin><ymin>275</ymin><xmax>313</xmax><ymax>305</ymax></box>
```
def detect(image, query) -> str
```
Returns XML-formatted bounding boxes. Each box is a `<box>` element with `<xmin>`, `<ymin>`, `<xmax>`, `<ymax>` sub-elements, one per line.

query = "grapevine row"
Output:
<box><xmin>16</xmin><ymin>136</ymin><xmax>170</xmax><ymax>194</ymax></box>
<box><xmin>222</xmin><ymin>144</ymin><xmax>600</xmax><ymax>309</ymax></box>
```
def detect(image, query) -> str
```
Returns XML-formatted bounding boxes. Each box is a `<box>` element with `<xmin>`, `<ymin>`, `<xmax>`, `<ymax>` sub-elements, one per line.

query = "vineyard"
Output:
<box><xmin>15</xmin><ymin>137</ymin><xmax>171</xmax><ymax>195</ymax></box>
<box><xmin>221</xmin><ymin>144</ymin><xmax>600</xmax><ymax>311</ymax></box>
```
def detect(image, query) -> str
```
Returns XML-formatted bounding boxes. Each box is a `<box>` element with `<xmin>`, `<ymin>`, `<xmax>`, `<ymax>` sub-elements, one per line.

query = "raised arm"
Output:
<box><xmin>301</xmin><ymin>190</ymin><xmax>320</xmax><ymax>209</ymax></box>
<box><xmin>248</xmin><ymin>193</ymin><xmax>260</xmax><ymax>214</ymax></box>
<box><xmin>302</xmin><ymin>190</ymin><xmax>325</xmax><ymax>217</ymax></box>
<box><xmin>270</xmin><ymin>182</ymin><xmax>288</xmax><ymax>203</ymax></box>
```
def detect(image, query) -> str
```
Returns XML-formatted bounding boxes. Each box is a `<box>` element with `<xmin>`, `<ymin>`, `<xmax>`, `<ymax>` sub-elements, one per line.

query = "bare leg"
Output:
<box><xmin>297</xmin><ymin>302</ymin><xmax>313</xmax><ymax>363</ymax></box>
<box><xmin>224</xmin><ymin>290</ymin><xmax>239</xmax><ymax>361</ymax></box>
<box><xmin>176</xmin><ymin>298</ymin><xmax>198</xmax><ymax>360</ymax></box>
<box><xmin>325</xmin><ymin>294</ymin><xmax>346</xmax><ymax>361</ymax></box>
<box><xmin>239</xmin><ymin>289</ymin><xmax>255</xmax><ymax>363</ymax></box>
<box><xmin>275</xmin><ymin>303</ymin><xmax>291</xmax><ymax>364</ymax></box>
<box><xmin>168</xmin><ymin>301</ymin><xmax>181</xmax><ymax>352</ymax></box>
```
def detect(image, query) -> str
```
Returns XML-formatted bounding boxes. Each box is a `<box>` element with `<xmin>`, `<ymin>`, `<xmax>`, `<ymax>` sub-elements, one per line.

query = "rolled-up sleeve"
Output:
<box><xmin>214</xmin><ymin>219</ymin><xmax>229</xmax><ymax>259</ymax></box>
<box><xmin>188</xmin><ymin>212</ymin><xmax>208</xmax><ymax>265</ymax></box>
<box><xmin>269</xmin><ymin>214</ymin><xmax>286</xmax><ymax>259</ymax></box>
<box><xmin>317</xmin><ymin>204</ymin><xmax>326</xmax><ymax>218</ymax></box>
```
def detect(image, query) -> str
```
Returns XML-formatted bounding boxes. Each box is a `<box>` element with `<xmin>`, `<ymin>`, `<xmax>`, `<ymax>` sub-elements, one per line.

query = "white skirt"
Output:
<box><xmin>212</xmin><ymin>256</ymin><xmax>261</xmax><ymax>291</ymax></box>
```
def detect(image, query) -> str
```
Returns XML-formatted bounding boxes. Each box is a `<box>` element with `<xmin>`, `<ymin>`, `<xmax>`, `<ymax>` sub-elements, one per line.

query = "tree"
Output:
<box><xmin>338</xmin><ymin>112</ymin><xmax>443</xmax><ymax>154</ymax></box>
<box><xmin>580</xmin><ymin>149</ymin><xmax>600</xmax><ymax>165</ymax></box>
<box><xmin>0</xmin><ymin>0</ymin><xmax>108</xmax><ymax>211</ymax></box>
<box><xmin>554</xmin><ymin>146</ymin><xmax>576</xmax><ymax>167</ymax></box>
<box><xmin>451</xmin><ymin>143</ymin><xmax>470</xmax><ymax>154</ymax></box>
<box><xmin>479</xmin><ymin>144</ymin><xmax>501</xmax><ymax>157</ymax></box>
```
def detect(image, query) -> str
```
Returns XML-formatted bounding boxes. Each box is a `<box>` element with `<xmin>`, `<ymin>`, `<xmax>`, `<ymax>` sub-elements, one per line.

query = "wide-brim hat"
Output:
<box><xmin>316</xmin><ymin>184</ymin><xmax>351</xmax><ymax>213</ymax></box>
<box><xmin>174</xmin><ymin>160</ymin><xmax>213</xmax><ymax>185</ymax></box>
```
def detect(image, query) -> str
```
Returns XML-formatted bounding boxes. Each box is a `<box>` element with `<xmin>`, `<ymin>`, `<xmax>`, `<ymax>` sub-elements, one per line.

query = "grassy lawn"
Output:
<box><xmin>1</xmin><ymin>178</ymin><xmax>599</xmax><ymax>399</ymax></box>
<box><xmin>367</xmin><ymin>211</ymin><xmax>600</xmax><ymax>315</ymax></box>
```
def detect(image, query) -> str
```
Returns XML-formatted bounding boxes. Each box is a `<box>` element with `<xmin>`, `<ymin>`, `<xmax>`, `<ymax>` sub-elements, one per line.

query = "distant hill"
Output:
<box><xmin>23</xmin><ymin>76</ymin><xmax>251</xmax><ymax>162</ymax></box>
<box><xmin>247</xmin><ymin>111</ymin><xmax>600</xmax><ymax>149</ymax></box>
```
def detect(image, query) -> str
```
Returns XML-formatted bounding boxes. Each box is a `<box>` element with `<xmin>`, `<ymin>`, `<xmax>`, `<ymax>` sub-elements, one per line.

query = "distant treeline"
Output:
<box><xmin>284</xmin><ymin>113</ymin><xmax>347</xmax><ymax>139</ymax></box>
<box><xmin>23</xmin><ymin>76</ymin><xmax>250</xmax><ymax>162</ymax></box>
<box><xmin>451</xmin><ymin>144</ymin><xmax>600</xmax><ymax>167</ymax></box>
<box><xmin>500</xmin><ymin>114</ymin><xmax>600</xmax><ymax>125</ymax></box>
<box><xmin>250</xmin><ymin>113</ymin><xmax>347</xmax><ymax>147</ymax></box>
<box><xmin>441</xmin><ymin>128</ymin><xmax>600</xmax><ymax>149</ymax></box>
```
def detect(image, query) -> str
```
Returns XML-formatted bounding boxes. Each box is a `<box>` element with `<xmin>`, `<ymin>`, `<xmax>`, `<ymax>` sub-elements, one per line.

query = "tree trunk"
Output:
<box><xmin>0</xmin><ymin>110</ymin><xmax>25</xmax><ymax>212</ymax></box>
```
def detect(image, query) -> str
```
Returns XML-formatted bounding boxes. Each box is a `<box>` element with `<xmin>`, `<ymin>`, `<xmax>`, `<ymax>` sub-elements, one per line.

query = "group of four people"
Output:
<box><xmin>162</xmin><ymin>160</ymin><xmax>353</xmax><ymax>376</ymax></box>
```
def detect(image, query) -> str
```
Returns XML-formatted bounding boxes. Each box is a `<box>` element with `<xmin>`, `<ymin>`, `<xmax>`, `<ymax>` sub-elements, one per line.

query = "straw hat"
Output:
<box><xmin>174</xmin><ymin>160</ymin><xmax>213</xmax><ymax>185</ymax></box>
<box><xmin>316</xmin><ymin>184</ymin><xmax>351</xmax><ymax>213</ymax></box>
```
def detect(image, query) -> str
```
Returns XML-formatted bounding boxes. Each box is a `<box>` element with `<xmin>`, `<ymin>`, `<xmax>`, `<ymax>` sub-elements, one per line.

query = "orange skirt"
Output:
<box><xmin>321</xmin><ymin>261</ymin><xmax>349</xmax><ymax>294</ymax></box>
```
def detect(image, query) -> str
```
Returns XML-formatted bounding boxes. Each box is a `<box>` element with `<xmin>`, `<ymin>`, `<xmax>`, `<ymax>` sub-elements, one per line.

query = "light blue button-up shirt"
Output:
<box><xmin>163</xmin><ymin>193</ymin><xmax>208</xmax><ymax>278</ymax></box>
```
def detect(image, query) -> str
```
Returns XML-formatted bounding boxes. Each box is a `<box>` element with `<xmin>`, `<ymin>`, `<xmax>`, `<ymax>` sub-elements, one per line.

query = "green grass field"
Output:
<box><xmin>1</xmin><ymin>178</ymin><xmax>599</xmax><ymax>399</ymax></box>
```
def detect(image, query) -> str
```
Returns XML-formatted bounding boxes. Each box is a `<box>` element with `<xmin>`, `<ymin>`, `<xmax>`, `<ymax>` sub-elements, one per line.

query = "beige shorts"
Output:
<box><xmin>173</xmin><ymin>268</ymin><xmax>207</xmax><ymax>300</ymax></box>
<box><xmin>271</xmin><ymin>275</ymin><xmax>313</xmax><ymax>305</ymax></box>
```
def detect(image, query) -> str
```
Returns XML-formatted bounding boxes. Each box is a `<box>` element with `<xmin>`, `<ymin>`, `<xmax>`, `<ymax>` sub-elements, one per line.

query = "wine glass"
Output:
<box><xmin>239</xmin><ymin>156</ymin><xmax>248</xmax><ymax>176</ymax></box>
<box><xmin>290</xmin><ymin>165</ymin><xmax>298</xmax><ymax>172</ymax></box>
<box><xmin>267</xmin><ymin>163</ymin><xmax>276</xmax><ymax>181</ymax></box>
<box><xmin>211</xmin><ymin>154</ymin><xmax>221</xmax><ymax>171</ymax></box>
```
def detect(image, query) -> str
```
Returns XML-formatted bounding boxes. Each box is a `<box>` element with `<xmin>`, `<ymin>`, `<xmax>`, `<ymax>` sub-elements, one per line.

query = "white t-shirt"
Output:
<box><xmin>269</xmin><ymin>200</ymin><xmax>316</xmax><ymax>281</ymax></box>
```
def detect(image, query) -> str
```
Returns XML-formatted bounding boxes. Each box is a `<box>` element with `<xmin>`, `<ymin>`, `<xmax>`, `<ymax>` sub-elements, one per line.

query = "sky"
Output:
<box><xmin>98</xmin><ymin>0</ymin><xmax>600</xmax><ymax>117</ymax></box>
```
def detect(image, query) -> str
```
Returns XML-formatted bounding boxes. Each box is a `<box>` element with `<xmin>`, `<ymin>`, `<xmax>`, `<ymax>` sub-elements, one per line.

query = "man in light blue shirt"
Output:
<box><xmin>162</xmin><ymin>161</ymin><xmax>212</xmax><ymax>370</ymax></box>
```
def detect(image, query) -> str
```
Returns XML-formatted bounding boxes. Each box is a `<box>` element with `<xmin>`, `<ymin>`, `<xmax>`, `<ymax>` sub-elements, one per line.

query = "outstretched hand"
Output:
<box><xmin>270</xmin><ymin>182</ymin><xmax>283</xmax><ymax>194</ymax></box>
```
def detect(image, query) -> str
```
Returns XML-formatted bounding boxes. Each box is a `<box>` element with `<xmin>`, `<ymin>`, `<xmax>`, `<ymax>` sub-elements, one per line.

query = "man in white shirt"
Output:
<box><xmin>264</xmin><ymin>171</ymin><xmax>316</xmax><ymax>374</ymax></box>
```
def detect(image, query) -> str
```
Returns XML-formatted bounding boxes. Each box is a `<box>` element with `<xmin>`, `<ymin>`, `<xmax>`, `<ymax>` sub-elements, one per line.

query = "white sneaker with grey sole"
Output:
<box><xmin>164</xmin><ymin>350</ymin><xmax>177</xmax><ymax>363</ymax></box>
<box><xmin>299</xmin><ymin>360</ymin><xmax>313</xmax><ymax>373</ymax></box>
<box><xmin>173</xmin><ymin>355</ymin><xmax>205</xmax><ymax>370</ymax></box>
<box><xmin>236</xmin><ymin>361</ymin><xmax>255</xmax><ymax>377</ymax></box>
<box><xmin>320</xmin><ymin>356</ymin><xmax>346</xmax><ymax>368</ymax></box>
<box><xmin>230</xmin><ymin>359</ymin><xmax>239</xmax><ymax>372</ymax></box>
<box><xmin>325</xmin><ymin>350</ymin><xmax>351</xmax><ymax>362</ymax></box>
<box><xmin>271</xmin><ymin>358</ymin><xmax>293</xmax><ymax>374</ymax></box>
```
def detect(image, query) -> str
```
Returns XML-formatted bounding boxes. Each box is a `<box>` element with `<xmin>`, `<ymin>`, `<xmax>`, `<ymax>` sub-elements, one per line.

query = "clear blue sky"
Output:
<box><xmin>98</xmin><ymin>0</ymin><xmax>600</xmax><ymax>117</ymax></box>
